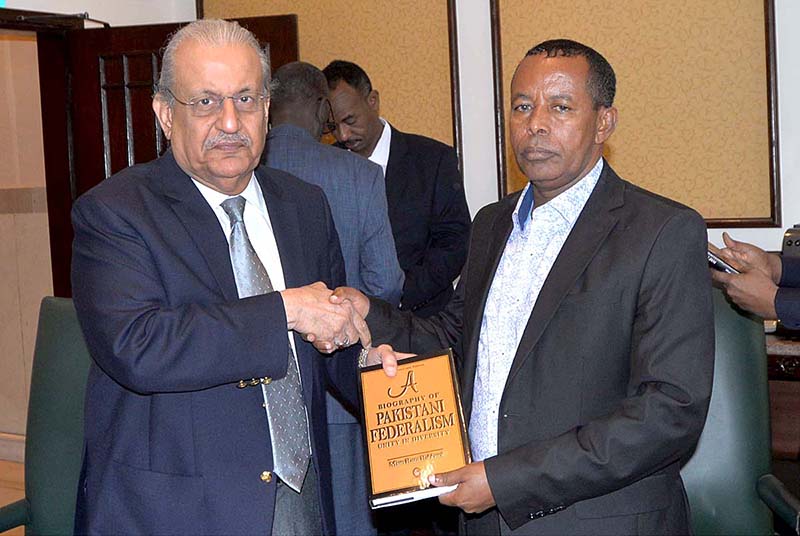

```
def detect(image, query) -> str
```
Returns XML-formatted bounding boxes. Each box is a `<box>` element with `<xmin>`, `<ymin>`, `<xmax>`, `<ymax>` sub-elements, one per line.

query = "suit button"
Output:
<box><xmin>237</xmin><ymin>380</ymin><xmax>247</xmax><ymax>389</ymax></box>
<box><xmin>261</xmin><ymin>376</ymin><xmax>272</xmax><ymax>385</ymax></box>
<box><xmin>248</xmin><ymin>378</ymin><xmax>260</xmax><ymax>386</ymax></box>
<box><xmin>260</xmin><ymin>471</ymin><xmax>272</xmax><ymax>483</ymax></box>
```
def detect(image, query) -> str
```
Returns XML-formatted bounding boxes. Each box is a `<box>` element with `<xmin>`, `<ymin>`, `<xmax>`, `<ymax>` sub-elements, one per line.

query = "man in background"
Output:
<box><xmin>71</xmin><ymin>19</ymin><xmax>385</xmax><ymax>535</ymax></box>
<box><xmin>264</xmin><ymin>60</ymin><xmax>404</xmax><ymax>535</ymax></box>
<box><xmin>323</xmin><ymin>60</ymin><xmax>471</xmax><ymax>319</ymax></box>
<box><xmin>712</xmin><ymin>232</ymin><xmax>800</xmax><ymax>328</ymax></box>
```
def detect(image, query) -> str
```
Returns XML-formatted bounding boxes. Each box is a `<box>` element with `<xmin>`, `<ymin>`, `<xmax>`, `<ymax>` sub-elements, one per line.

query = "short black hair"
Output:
<box><xmin>525</xmin><ymin>39</ymin><xmax>616</xmax><ymax>108</ymax></box>
<box><xmin>270</xmin><ymin>61</ymin><xmax>327</xmax><ymax>109</ymax></box>
<box><xmin>322</xmin><ymin>60</ymin><xmax>372</xmax><ymax>96</ymax></box>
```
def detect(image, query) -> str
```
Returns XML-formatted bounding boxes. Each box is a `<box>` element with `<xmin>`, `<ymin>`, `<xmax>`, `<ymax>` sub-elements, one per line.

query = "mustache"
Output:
<box><xmin>204</xmin><ymin>132</ymin><xmax>251</xmax><ymax>150</ymax></box>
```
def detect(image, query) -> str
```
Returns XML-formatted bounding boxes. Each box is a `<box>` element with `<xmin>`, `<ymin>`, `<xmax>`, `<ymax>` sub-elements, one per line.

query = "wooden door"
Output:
<box><xmin>38</xmin><ymin>16</ymin><xmax>299</xmax><ymax>296</ymax></box>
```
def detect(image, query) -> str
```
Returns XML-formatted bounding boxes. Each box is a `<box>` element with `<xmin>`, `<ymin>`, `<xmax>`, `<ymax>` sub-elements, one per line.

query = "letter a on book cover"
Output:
<box><xmin>359</xmin><ymin>349</ymin><xmax>471</xmax><ymax>509</ymax></box>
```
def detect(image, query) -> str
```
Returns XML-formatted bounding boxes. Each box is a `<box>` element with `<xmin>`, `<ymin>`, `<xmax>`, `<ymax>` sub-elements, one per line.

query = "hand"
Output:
<box><xmin>364</xmin><ymin>344</ymin><xmax>415</xmax><ymax>378</ymax></box>
<box><xmin>712</xmin><ymin>268</ymin><xmax>779</xmax><ymax>319</ymax></box>
<box><xmin>720</xmin><ymin>232</ymin><xmax>782</xmax><ymax>283</ymax></box>
<box><xmin>330</xmin><ymin>286</ymin><xmax>370</xmax><ymax>318</ymax></box>
<box><xmin>429</xmin><ymin>461</ymin><xmax>496</xmax><ymax>514</ymax></box>
<box><xmin>281</xmin><ymin>282</ymin><xmax>370</xmax><ymax>353</ymax></box>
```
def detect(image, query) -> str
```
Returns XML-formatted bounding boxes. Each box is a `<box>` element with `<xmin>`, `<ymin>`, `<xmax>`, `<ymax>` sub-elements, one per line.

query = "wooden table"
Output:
<box><xmin>767</xmin><ymin>334</ymin><xmax>800</xmax><ymax>459</ymax></box>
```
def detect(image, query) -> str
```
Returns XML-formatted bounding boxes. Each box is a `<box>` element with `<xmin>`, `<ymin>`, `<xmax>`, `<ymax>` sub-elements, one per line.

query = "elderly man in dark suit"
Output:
<box><xmin>264</xmin><ymin>60</ymin><xmax>404</xmax><ymax>536</ymax></box>
<box><xmin>70</xmin><ymin>19</ymin><xmax>393</xmax><ymax>536</ymax></box>
<box><xmin>323</xmin><ymin>60</ymin><xmax>471</xmax><ymax>319</ymax></box>
<box><xmin>331</xmin><ymin>39</ymin><xmax>714</xmax><ymax>535</ymax></box>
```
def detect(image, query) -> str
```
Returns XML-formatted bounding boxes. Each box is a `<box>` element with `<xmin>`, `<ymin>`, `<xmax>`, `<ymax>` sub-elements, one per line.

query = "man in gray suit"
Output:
<box><xmin>263</xmin><ymin>61</ymin><xmax>404</xmax><ymax>535</ymax></box>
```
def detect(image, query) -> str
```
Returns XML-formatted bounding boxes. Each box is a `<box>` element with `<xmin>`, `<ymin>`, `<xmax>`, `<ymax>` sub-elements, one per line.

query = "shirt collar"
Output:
<box><xmin>514</xmin><ymin>157</ymin><xmax>604</xmax><ymax>230</ymax></box>
<box><xmin>190</xmin><ymin>172</ymin><xmax>268</xmax><ymax>221</ymax></box>
<box><xmin>368</xmin><ymin>118</ymin><xmax>392</xmax><ymax>173</ymax></box>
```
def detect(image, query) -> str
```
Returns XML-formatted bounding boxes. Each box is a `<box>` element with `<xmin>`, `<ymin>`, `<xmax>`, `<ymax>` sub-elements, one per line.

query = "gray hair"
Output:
<box><xmin>156</xmin><ymin>19</ymin><xmax>271</xmax><ymax>105</ymax></box>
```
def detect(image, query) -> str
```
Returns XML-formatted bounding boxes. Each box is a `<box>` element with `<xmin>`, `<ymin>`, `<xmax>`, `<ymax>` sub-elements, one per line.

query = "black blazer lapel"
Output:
<box><xmin>504</xmin><ymin>164</ymin><xmax>625</xmax><ymax>387</ymax></box>
<box><xmin>461</xmin><ymin>194</ymin><xmax>518</xmax><ymax>419</ymax></box>
<box><xmin>156</xmin><ymin>152</ymin><xmax>239</xmax><ymax>302</ymax></box>
<box><xmin>384</xmin><ymin>125</ymin><xmax>408</xmax><ymax>200</ymax></box>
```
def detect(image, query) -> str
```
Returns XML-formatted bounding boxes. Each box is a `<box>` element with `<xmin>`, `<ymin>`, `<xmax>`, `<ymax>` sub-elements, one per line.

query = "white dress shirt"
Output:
<box><xmin>191</xmin><ymin>174</ymin><xmax>310</xmax><ymax>445</ymax></box>
<box><xmin>368</xmin><ymin>118</ymin><xmax>392</xmax><ymax>175</ymax></box>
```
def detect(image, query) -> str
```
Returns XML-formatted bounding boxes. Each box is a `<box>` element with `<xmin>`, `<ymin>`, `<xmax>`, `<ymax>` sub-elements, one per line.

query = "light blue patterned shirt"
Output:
<box><xmin>469</xmin><ymin>158</ymin><xmax>604</xmax><ymax>461</ymax></box>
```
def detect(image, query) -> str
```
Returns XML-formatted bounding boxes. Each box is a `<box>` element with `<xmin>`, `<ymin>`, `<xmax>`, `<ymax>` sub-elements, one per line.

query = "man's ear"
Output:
<box><xmin>367</xmin><ymin>89</ymin><xmax>380</xmax><ymax>113</ymax></box>
<box><xmin>152</xmin><ymin>95</ymin><xmax>174</xmax><ymax>139</ymax></box>
<box><xmin>595</xmin><ymin>106</ymin><xmax>617</xmax><ymax>144</ymax></box>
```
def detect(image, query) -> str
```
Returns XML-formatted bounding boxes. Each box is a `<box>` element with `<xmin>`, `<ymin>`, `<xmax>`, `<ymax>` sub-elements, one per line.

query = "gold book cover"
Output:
<box><xmin>358</xmin><ymin>348</ymin><xmax>471</xmax><ymax>509</ymax></box>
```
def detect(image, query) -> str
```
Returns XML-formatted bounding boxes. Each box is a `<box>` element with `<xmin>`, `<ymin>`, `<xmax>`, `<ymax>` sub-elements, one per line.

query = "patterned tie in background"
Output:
<box><xmin>221</xmin><ymin>196</ymin><xmax>311</xmax><ymax>492</ymax></box>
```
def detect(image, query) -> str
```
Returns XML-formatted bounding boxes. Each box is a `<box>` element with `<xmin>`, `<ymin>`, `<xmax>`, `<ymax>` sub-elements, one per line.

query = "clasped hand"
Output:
<box><xmin>281</xmin><ymin>283</ymin><xmax>404</xmax><ymax>376</ymax></box>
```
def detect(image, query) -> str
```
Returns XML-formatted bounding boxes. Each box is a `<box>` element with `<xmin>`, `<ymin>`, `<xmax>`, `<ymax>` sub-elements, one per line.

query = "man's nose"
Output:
<box><xmin>336</xmin><ymin>123</ymin><xmax>351</xmax><ymax>142</ymax></box>
<box><xmin>527</xmin><ymin>104</ymin><xmax>549</xmax><ymax>136</ymax></box>
<box><xmin>216</xmin><ymin>98</ymin><xmax>241</xmax><ymax>133</ymax></box>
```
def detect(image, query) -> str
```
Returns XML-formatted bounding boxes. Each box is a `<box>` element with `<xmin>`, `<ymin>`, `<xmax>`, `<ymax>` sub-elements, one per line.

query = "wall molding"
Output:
<box><xmin>0</xmin><ymin>432</ymin><xmax>25</xmax><ymax>463</ymax></box>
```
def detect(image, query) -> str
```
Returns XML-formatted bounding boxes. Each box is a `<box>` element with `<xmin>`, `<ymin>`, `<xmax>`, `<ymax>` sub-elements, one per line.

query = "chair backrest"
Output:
<box><xmin>24</xmin><ymin>297</ymin><xmax>91</xmax><ymax>535</ymax></box>
<box><xmin>680</xmin><ymin>288</ymin><xmax>773</xmax><ymax>534</ymax></box>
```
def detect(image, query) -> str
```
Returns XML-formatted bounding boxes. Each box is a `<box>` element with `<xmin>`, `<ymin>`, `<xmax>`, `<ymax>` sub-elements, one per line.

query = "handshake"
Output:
<box><xmin>280</xmin><ymin>282</ymin><xmax>406</xmax><ymax>376</ymax></box>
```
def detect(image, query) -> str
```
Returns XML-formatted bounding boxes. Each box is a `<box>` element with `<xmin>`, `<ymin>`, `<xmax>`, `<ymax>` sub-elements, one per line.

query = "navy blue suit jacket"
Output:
<box><xmin>71</xmin><ymin>150</ymin><xmax>357</xmax><ymax>535</ymax></box>
<box><xmin>777</xmin><ymin>256</ymin><xmax>800</xmax><ymax>328</ymax></box>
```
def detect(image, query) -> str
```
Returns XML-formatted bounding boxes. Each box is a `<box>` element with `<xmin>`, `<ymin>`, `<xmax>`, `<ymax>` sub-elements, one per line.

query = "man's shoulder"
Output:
<box><xmin>393</xmin><ymin>127</ymin><xmax>455</xmax><ymax>156</ymax></box>
<box><xmin>605</xmin><ymin>168</ymin><xmax>705</xmax><ymax>233</ymax></box>
<box><xmin>76</xmin><ymin>154</ymin><xmax>168</xmax><ymax>207</ymax></box>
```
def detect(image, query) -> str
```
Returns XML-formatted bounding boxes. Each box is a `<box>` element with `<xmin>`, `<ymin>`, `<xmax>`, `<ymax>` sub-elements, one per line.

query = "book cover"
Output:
<box><xmin>358</xmin><ymin>348</ymin><xmax>471</xmax><ymax>509</ymax></box>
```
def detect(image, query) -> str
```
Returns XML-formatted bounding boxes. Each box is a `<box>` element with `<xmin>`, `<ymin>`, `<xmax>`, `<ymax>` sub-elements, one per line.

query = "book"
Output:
<box><xmin>358</xmin><ymin>348</ymin><xmax>471</xmax><ymax>509</ymax></box>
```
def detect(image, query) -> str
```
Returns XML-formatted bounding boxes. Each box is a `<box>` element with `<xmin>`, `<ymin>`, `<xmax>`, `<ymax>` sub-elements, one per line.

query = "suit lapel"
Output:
<box><xmin>504</xmin><ymin>165</ymin><xmax>625</xmax><ymax>387</ymax></box>
<box><xmin>384</xmin><ymin>125</ymin><xmax>408</xmax><ymax>202</ymax></box>
<box><xmin>255</xmin><ymin>167</ymin><xmax>305</xmax><ymax>289</ymax></box>
<box><xmin>461</xmin><ymin>195</ymin><xmax>518</xmax><ymax>418</ymax></box>
<box><xmin>157</xmin><ymin>152</ymin><xmax>239</xmax><ymax>302</ymax></box>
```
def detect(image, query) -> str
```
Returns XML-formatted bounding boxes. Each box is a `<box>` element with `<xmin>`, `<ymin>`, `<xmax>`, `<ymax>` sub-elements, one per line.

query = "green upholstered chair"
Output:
<box><xmin>0</xmin><ymin>297</ymin><xmax>91</xmax><ymax>535</ymax></box>
<box><xmin>681</xmin><ymin>288</ymin><xmax>800</xmax><ymax>535</ymax></box>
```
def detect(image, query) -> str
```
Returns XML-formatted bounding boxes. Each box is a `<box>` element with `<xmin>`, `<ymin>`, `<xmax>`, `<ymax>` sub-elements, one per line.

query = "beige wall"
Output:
<box><xmin>0</xmin><ymin>30</ymin><xmax>53</xmax><ymax>460</ymax></box>
<box><xmin>498</xmin><ymin>0</ymin><xmax>772</xmax><ymax>220</ymax></box>
<box><xmin>204</xmin><ymin>0</ymin><xmax>455</xmax><ymax>146</ymax></box>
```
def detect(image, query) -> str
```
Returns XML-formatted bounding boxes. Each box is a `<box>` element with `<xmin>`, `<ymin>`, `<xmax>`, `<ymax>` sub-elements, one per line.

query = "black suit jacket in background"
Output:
<box><xmin>366</xmin><ymin>162</ymin><xmax>715</xmax><ymax>535</ymax></box>
<box><xmin>382</xmin><ymin>126</ymin><xmax>471</xmax><ymax>317</ymax></box>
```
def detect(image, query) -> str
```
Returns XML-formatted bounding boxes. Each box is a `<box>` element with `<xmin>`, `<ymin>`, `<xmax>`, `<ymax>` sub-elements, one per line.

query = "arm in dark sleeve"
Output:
<box><xmin>367</xmin><ymin>262</ymin><xmax>466</xmax><ymax>358</ymax></box>
<box><xmin>71</xmin><ymin>193</ymin><xmax>292</xmax><ymax>395</ymax></box>
<box><xmin>485</xmin><ymin>209</ymin><xmax>715</xmax><ymax>529</ymax></box>
<box><xmin>779</xmin><ymin>255</ymin><xmax>800</xmax><ymax>288</ymax></box>
<box><xmin>401</xmin><ymin>147</ymin><xmax>471</xmax><ymax>311</ymax></box>
<box><xmin>357</xmin><ymin>163</ymin><xmax>404</xmax><ymax>306</ymax></box>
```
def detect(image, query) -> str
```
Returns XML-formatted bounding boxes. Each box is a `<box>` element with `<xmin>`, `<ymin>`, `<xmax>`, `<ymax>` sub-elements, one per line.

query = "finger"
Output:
<box><xmin>722</xmin><ymin>232</ymin><xmax>736</xmax><ymax>249</ymax></box>
<box><xmin>310</xmin><ymin>281</ymin><xmax>328</xmax><ymax>290</ymax></box>
<box><xmin>429</xmin><ymin>467</ymin><xmax>461</xmax><ymax>488</ymax></box>
<box><xmin>369</xmin><ymin>344</ymin><xmax>398</xmax><ymax>377</ymax></box>
<box><xmin>313</xmin><ymin>339</ymin><xmax>336</xmax><ymax>353</ymax></box>
<box><xmin>352</xmin><ymin>308</ymin><xmax>372</xmax><ymax>348</ymax></box>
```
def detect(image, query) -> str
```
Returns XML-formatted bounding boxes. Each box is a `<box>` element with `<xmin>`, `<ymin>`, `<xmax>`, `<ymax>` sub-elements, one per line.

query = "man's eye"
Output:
<box><xmin>196</xmin><ymin>97</ymin><xmax>215</xmax><ymax>107</ymax></box>
<box><xmin>238</xmin><ymin>95</ymin><xmax>253</xmax><ymax>104</ymax></box>
<box><xmin>554</xmin><ymin>105</ymin><xmax>570</xmax><ymax>112</ymax></box>
<box><xmin>513</xmin><ymin>104</ymin><xmax>531</xmax><ymax>112</ymax></box>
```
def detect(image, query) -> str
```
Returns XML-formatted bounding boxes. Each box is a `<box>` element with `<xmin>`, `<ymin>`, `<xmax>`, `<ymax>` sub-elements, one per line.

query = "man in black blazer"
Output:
<box><xmin>332</xmin><ymin>40</ymin><xmax>714</xmax><ymax>535</ymax></box>
<box><xmin>323</xmin><ymin>60</ymin><xmax>471</xmax><ymax>318</ymax></box>
<box><xmin>71</xmin><ymin>19</ymin><xmax>389</xmax><ymax>535</ymax></box>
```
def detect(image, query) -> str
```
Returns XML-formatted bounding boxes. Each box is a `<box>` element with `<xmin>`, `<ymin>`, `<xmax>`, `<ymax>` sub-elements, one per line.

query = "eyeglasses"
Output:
<box><xmin>319</xmin><ymin>97</ymin><xmax>337</xmax><ymax>135</ymax></box>
<box><xmin>166</xmin><ymin>88</ymin><xmax>267</xmax><ymax>117</ymax></box>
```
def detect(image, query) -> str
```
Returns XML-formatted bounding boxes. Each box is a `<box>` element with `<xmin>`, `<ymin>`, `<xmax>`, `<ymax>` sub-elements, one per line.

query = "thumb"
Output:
<box><xmin>722</xmin><ymin>232</ymin><xmax>734</xmax><ymax>248</ymax></box>
<box><xmin>429</xmin><ymin>467</ymin><xmax>462</xmax><ymax>487</ymax></box>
